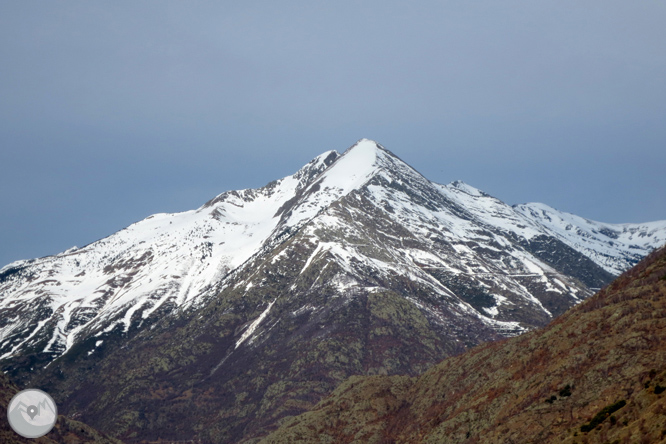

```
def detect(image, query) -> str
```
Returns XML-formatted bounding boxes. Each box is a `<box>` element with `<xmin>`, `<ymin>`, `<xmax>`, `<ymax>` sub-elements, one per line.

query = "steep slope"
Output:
<box><xmin>261</xmin><ymin>244</ymin><xmax>666</xmax><ymax>444</ymax></box>
<box><xmin>515</xmin><ymin>202</ymin><xmax>666</xmax><ymax>275</ymax></box>
<box><xmin>0</xmin><ymin>149</ymin><xmax>341</xmax><ymax>365</ymax></box>
<box><xmin>2</xmin><ymin>139</ymin><xmax>665</xmax><ymax>443</ymax></box>
<box><xmin>441</xmin><ymin>182</ymin><xmax>666</xmax><ymax>286</ymax></box>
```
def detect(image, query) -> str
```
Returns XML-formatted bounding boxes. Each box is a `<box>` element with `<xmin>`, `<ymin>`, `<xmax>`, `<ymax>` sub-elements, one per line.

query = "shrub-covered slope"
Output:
<box><xmin>262</xmin><ymin>244</ymin><xmax>666</xmax><ymax>444</ymax></box>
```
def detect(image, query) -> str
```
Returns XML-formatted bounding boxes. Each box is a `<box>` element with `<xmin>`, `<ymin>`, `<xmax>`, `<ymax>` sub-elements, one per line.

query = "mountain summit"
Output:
<box><xmin>1</xmin><ymin>139</ymin><xmax>665</xmax><ymax>442</ymax></box>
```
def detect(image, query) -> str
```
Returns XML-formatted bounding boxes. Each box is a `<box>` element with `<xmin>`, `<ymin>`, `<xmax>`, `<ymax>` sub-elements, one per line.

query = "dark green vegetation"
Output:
<box><xmin>580</xmin><ymin>400</ymin><xmax>626</xmax><ymax>432</ymax></box>
<box><xmin>261</xmin><ymin>245</ymin><xmax>666</xmax><ymax>443</ymax></box>
<box><xmin>560</xmin><ymin>384</ymin><xmax>572</xmax><ymax>397</ymax></box>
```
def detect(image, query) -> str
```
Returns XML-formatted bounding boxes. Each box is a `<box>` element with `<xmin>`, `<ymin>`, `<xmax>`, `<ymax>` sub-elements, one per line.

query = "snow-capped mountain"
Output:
<box><xmin>0</xmin><ymin>149</ymin><xmax>341</xmax><ymax>361</ymax></box>
<box><xmin>1</xmin><ymin>139</ymin><xmax>665</xmax><ymax>363</ymax></box>
<box><xmin>513</xmin><ymin>201</ymin><xmax>666</xmax><ymax>275</ymax></box>
<box><xmin>1</xmin><ymin>139</ymin><xmax>665</xmax><ymax>443</ymax></box>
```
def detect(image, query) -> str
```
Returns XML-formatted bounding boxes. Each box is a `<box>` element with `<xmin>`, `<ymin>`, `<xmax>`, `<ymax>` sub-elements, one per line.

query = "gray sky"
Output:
<box><xmin>1</xmin><ymin>1</ymin><xmax>665</xmax><ymax>267</ymax></box>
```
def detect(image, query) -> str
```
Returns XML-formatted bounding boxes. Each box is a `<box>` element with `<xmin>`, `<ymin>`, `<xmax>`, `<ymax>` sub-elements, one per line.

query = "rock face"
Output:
<box><xmin>261</xmin><ymin>244</ymin><xmax>666</xmax><ymax>444</ymax></box>
<box><xmin>1</xmin><ymin>139</ymin><xmax>665</xmax><ymax>443</ymax></box>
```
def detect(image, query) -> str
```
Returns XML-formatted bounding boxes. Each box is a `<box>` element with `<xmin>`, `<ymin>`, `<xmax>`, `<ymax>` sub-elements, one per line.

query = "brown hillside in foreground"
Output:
<box><xmin>261</xmin><ymin>244</ymin><xmax>666</xmax><ymax>444</ymax></box>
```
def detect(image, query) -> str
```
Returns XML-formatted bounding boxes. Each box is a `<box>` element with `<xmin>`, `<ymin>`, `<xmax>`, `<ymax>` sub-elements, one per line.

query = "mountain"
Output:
<box><xmin>1</xmin><ymin>139</ymin><xmax>665</xmax><ymax>443</ymax></box>
<box><xmin>0</xmin><ymin>148</ymin><xmax>343</xmax><ymax>365</ymax></box>
<box><xmin>261</xmin><ymin>244</ymin><xmax>666</xmax><ymax>444</ymax></box>
<box><xmin>513</xmin><ymin>201</ymin><xmax>666</xmax><ymax>276</ymax></box>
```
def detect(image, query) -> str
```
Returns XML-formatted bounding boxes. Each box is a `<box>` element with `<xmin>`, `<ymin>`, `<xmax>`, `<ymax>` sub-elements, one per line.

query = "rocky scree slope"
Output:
<box><xmin>261</xmin><ymin>244</ymin><xmax>666</xmax><ymax>444</ymax></box>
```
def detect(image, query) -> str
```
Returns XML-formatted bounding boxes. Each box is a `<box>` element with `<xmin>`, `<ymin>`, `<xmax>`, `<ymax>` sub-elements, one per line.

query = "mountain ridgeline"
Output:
<box><xmin>1</xmin><ymin>139</ymin><xmax>665</xmax><ymax>443</ymax></box>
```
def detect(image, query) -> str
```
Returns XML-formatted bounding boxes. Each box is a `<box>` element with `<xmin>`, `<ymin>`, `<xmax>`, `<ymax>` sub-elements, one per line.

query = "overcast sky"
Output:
<box><xmin>1</xmin><ymin>1</ymin><xmax>665</xmax><ymax>267</ymax></box>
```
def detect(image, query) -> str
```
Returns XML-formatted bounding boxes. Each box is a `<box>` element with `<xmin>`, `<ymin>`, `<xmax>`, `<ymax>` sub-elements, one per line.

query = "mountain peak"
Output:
<box><xmin>311</xmin><ymin>139</ymin><xmax>384</xmax><ymax>189</ymax></box>
<box><xmin>291</xmin><ymin>139</ymin><xmax>384</xmax><ymax>190</ymax></box>
<box><xmin>346</xmin><ymin>138</ymin><xmax>382</xmax><ymax>151</ymax></box>
<box><xmin>341</xmin><ymin>138</ymin><xmax>392</xmax><ymax>161</ymax></box>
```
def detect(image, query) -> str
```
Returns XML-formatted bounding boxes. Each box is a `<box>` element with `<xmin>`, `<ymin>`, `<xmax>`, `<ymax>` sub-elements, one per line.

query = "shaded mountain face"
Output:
<box><xmin>261</xmin><ymin>244</ymin><xmax>666</xmax><ymax>444</ymax></box>
<box><xmin>1</xmin><ymin>139</ymin><xmax>665</xmax><ymax>443</ymax></box>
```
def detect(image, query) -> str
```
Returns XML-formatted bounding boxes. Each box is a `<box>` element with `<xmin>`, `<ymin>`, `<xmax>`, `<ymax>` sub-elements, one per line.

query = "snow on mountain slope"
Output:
<box><xmin>438</xmin><ymin>181</ymin><xmax>666</xmax><ymax>276</ymax></box>
<box><xmin>0</xmin><ymin>140</ymin><xmax>416</xmax><ymax>362</ymax></box>
<box><xmin>437</xmin><ymin>181</ymin><xmax>545</xmax><ymax>239</ymax></box>
<box><xmin>0</xmin><ymin>149</ymin><xmax>343</xmax><ymax>360</ymax></box>
<box><xmin>309</xmin><ymin>151</ymin><xmax>588</xmax><ymax>329</ymax></box>
<box><xmin>514</xmin><ymin>202</ymin><xmax>666</xmax><ymax>275</ymax></box>
<box><xmin>1</xmin><ymin>139</ymin><xmax>664</xmax><ymax>368</ymax></box>
<box><xmin>274</xmin><ymin>139</ymin><xmax>382</xmax><ymax>229</ymax></box>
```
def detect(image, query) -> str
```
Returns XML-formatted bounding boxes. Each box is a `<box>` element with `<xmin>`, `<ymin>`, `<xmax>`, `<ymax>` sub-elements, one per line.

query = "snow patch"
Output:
<box><xmin>235</xmin><ymin>299</ymin><xmax>276</xmax><ymax>349</ymax></box>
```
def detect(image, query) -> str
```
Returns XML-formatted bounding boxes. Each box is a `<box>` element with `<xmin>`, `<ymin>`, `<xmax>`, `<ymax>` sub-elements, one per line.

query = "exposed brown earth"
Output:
<box><xmin>261</xmin><ymin>244</ymin><xmax>666</xmax><ymax>444</ymax></box>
